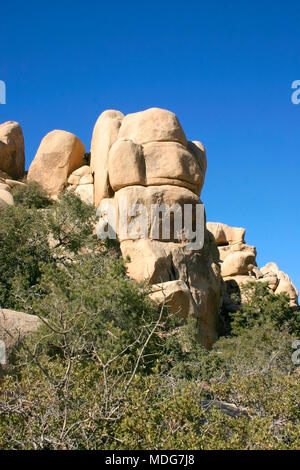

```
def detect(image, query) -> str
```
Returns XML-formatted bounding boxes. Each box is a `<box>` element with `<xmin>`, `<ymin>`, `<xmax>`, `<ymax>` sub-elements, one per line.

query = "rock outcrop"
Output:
<box><xmin>0</xmin><ymin>121</ymin><xmax>25</xmax><ymax>180</ymax></box>
<box><xmin>28</xmin><ymin>130</ymin><xmax>85</xmax><ymax>196</ymax></box>
<box><xmin>91</xmin><ymin>110</ymin><xmax>124</xmax><ymax>206</ymax></box>
<box><xmin>66</xmin><ymin>165</ymin><xmax>94</xmax><ymax>205</ymax></box>
<box><xmin>93</xmin><ymin>107</ymin><xmax>223</xmax><ymax>348</ymax></box>
<box><xmin>207</xmin><ymin>222</ymin><xmax>299</xmax><ymax>310</ymax></box>
<box><xmin>1</xmin><ymin>112</ymin><xmax>298</xmax><ymax>350</ymax></box>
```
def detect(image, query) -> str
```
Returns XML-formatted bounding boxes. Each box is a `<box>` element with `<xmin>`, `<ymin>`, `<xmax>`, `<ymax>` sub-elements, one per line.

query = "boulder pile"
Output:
<box><xmin>0</xmin><ymin>108</ymin><xmax>298</xmax><ymax>353</ymax></box>
<box><xmin>207</xmin><ymin>222</ymin><xmax>299</xmax><ymax>311</ymax></box>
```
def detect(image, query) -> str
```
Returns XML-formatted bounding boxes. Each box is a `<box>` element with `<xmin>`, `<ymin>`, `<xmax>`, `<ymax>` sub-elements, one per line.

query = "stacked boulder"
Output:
<box><xmin>0</xmin><ymin>121</ymin><xmax>25</xmax><ymax>180</ymax></box>
<box><xmin>91</xmin><ymin>108</ymin><xmax>223</xmax><ymax>348</ymax></box>
<box><xmin>0</xmin><ymin>309</ymin><xmax>40</xmax><ymax>375</ymax></box>
<box><xmin>67</xmin><ymin>165</ymin><xmax>94</xmax><ymax>205</ymax></box>
<box><xmin>1</xmin><ymin>111</ymin><xmax>299</xmax><ymax>353</ymax></box>
<box><xmin>207</xmin><ymin>222</ymin><xmax>299</xmax><ymax>310</ymax></box>
<box><xmin>0</xmin><ymin>121</ymin><xmax>26</xmax><ymax>210</ymax></box>
<box><xmin>28</xmin><ymin>130</ymin><xmax>86</xmax><ymax>197</ymax></box>
<box><xmin>260</xmin><ymin>262</ymin><xmax>299</xmax><ymax>308</ymax></box>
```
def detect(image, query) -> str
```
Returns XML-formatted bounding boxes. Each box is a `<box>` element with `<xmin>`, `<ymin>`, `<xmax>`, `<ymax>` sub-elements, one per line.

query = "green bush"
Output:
<box><xmin>0</xmin><ymin>193</ymin><xmax>299</xmax><ymax>450</ymax></box>
<box><xmin>11</xmin><ymin>181</ymin><xmax>52</xmax><ymax>209</ymax></box>
<box><xmin>230</xmin><ymin>282</ymin><xmax>300</xmax><ymax>336</ymax></box>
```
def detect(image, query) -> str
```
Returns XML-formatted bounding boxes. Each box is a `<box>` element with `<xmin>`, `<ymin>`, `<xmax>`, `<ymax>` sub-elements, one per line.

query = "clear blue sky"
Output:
<box><xmin>0</xmin><ymin>1</ymin><xmax>299</xmax><ymax>289</ymax></box>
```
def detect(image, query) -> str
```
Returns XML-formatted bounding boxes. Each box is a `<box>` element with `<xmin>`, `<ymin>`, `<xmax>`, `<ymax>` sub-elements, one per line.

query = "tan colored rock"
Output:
<box><xmin>72</xmin><ymin>165</ymin><xmax>92</xmax><ymax>177</ymax></box>
<box><xmin>91</xmin><ymin>110</ymin><xmax>124</xmax><ymax>207</ymax></box>
<box><xmin>114</xmin><ymin>184</ymin><xmax>202</xmax><ymax>242</ymax></box>
<box><xmin>219</xmin><ymin>242</ymin><xmax>256</xmax><ymax>262</ymax></box>
<box><xmin>0</xmin><ymin>189</ymin><xmax>14</xmax><ymax>210</ymax></box>
<box><xmin>67</xmin><ymin>174</ymin><xmax>81</xmax><ymax>185</ymax></box>
<box><xmin>0</xmin><ymin>121</ymin><xmax>25</xmax><ymax>180</ymax></box>
<box><xmin>120</xmin><ymin>239</ymin><xmax>173</xmax><ymax>283</ymax></box>
<box><xmin>95</xmin><ymin>108</ymin><xmax>222</xmax><ymax>348</ymax></box>
<box><xmin>150</xmin><ymin>280</ymin><xmax>197</xmax><ymax>319</ymax></box>
<box><xmin>187</xmin><ymin>141</ymin><xmax>207</xmax><ymax>189</ymax></box>
<box><xmin>221</xmin><ymin>250</ymin><xmax>257</xmax><ymax>277</ymax></box>
<box><xmin>143</xmin><ymin>141</ymin><xmax>203</xmax><ymax>195</ymax></box>
<box><xmin>118</xmin><ymin>108</ymin><xmax>187</xmax><ymax>146</ymax></box>
<box><xmin>0</xmin><ymin>309</ymin><xmax>40</xmax><ymax>371</ymax></box>
<box><xmin>108</xmin><ymin>139</ymin><xmax>145</xmax><ymax>191</ymax></box>
<box><xmin>256</xmin><ymin>275</ymin><xmax>279</xmax><ymax>291</ymax></box>
<box><xmin>207</xmin><ymin>222</ymin><xmax>245</xmax><ymax>246</ymax></box>
<box><xmin>79</xmin><ymin>173</ymin><xmax>93</xmax><ymax>185</ymax></box>
<box><xmin>0</xmin><ymin>183</ymin><xmax>10</xmax><ymax>191</ymax></box>
<box><xmin>121</xmin><ymin>230</ymin><xmax>223</xmax><ymax>349</ymax></box>
<box><xmin>75</xmin><ymin>184</ymin><xmax>94</xmax><ymax>205</ymax></box>
<box><xmin>275</xmin><ymin>280</ymin><xmax>299</xmax><ymax>308</ymax></box>
<box><xmin>5</xmin><ymin>179</ymin><xmax>26</xmax><ymax>189</ymax></box>
<box><xmin>28</xmin><ymin>130</ymin><xmax>85</xmax><ymax>195</ymax></box>
<box><xmin>261</xmin><ymin>262</ymin><xmax>299</xmax><ymax>307</ymax></box>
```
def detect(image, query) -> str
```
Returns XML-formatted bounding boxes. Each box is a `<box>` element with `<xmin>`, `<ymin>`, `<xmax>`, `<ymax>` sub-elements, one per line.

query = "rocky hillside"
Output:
<box><xmin>0</xmin><ymin>109</ymin><xmax>298</xmax><ymax>348</ymax></box>
<box><xmin>0</xmin><ymin>110</ymin><xmax>299</xmax><ymax>450</ymax></box>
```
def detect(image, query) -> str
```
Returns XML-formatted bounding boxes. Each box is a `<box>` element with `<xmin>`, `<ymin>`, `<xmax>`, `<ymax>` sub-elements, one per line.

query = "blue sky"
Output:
<box><xmin>0</xmin><ymin>0</ymin><xmax>299</xmax><ymax>289</ymax></box>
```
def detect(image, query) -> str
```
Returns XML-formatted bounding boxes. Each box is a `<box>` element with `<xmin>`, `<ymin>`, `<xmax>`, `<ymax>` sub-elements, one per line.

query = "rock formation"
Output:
<box><xmin>0</xmin><ymin>121</ymin><xmax>25</xmax><ymax>180</ymax></box>
<box><xmin>207</xmin><ymin>222</ymin><xmax>299</xmax><ymax>310</ymax></box>
<box><xmin>0</xmin><ymin>111</ymin><xmax>298</xmax><ymax>352</ymax></box>
<box><xmin>67</xmin><ymin>165</ymin><xmax>94</xmax><ymax>205</ymax></box>
<box><xmin>28</xmin><ymin>130</ymin><xmax>85</xmax><ymax>196</ymax></box>
<box><xmin>93</xmin><ymin>108</ymin><xmax>223</xmax><ymax>348</ymax></box>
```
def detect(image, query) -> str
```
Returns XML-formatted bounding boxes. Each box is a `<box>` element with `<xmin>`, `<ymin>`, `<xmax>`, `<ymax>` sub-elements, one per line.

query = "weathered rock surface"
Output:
<box><xmin>0</xmin><ymin>309</ymin><xmax>41</xmax><ymax>372</ymax></box>
<box><xmin>150</xmin><ymin>280</ymin><xmax>197</xmax><ymax>319</ymax></box>
<box><xmin>66</xmin><ymin>165</ymin><xmax>94</xmax><ymax>204</ymax></box>
<box><xmin>261</xmin><ymin>262</ymin><xmax>299</xmax><ymax>308</ymax></box>
<box><xmin>28</xmin><ymin>130</ymin><xmax>85</xmax><ymax>195</ymax></box>
<box><xmin>207</xmin><ymin>222</ymin><xmax>245</xmax><ymax>246</ymax></box>
<box><xmin>208</xmin><ymin>222</ymin><xmax>299</xmax><ymax>310</ymax></box>
<box><xmin>91</xmin><ymin>110</ymin><xmax>124</xmax><ymax>207</ymax></box>
<box><xmin>118</xmin><ymin>107</ymin><xmax>187</xmax><ymax>146</ymax></box>
<box><xmin>93</xmin><ymin>107</ymin><xmax>223</xmax><ymax>348</ymax></box>
<box><xmin>74</xmin><ymin>183</ymin><xmax>94</xmax><ymax>205</ymax></box>
<box><xmin>0</xmin><ymin>121</ymin><xmax>25</xmax><ymax>180</ymax></box>
<box><xmin>0</xmin><ymin>189</ymin><xmax>14</xmax><ymax>210</ymax></box>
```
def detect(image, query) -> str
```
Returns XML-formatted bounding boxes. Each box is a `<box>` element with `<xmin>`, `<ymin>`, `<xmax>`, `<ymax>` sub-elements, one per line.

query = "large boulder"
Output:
<box><xmin>95</xmin><ymin>107</ymin><xmax>223</xmax><ymax>348</ymax></box>
<box><xmin>210</xmin><ymin>223</ymin><xmax>299</xmax><ymax>311</ymax></box>
<box><xmin>114</xmin><ymin>184</ymin><xmax>202</xmax><ymax>242</ymax></box>
<box><xmin>207</xmin><ymin>222</ymin><xmax>245</xmax><ymax>246</ymax></box>
<box><xmin>118</xmin><ymin>107</ymin><xmax>187</xmax><ymax>146</ymax></box>
<box><xmin>27</xmin><ymin>130</ymin><xmax>85</xmax><ymax>196</ymax></box>
<box><xmin>150</xmin><ymin>280</ymin><xmax>197</xmax><ymax>319</ymax></box>
<box><xmin>0</xmin><ymin>309</ymin><xmax>41</xmax><ymax>374</ymax></box>
<box><xmin>221</xmin><ymin>249</ymin><xmax>257</xmax><ymax>277</ymax></box>
<box><xmin>91</xmin><ymin>110</ymin><xmax>124</xmax><ymax>207</ymax></box>
<box><xmin>120</xmin><ymin>233</ymin><xmax>222</xmax><ymax>348</ymax></box>
<box><xmin>0</xmin><ymin>121</ymin><xmax>25</xmax><ymax>180</ymax></box>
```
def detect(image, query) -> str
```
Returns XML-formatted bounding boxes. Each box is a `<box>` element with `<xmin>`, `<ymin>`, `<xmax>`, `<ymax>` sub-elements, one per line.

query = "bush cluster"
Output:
<box><xmin>0</xmin><ymin>183</ymin><xmax>299</xmax><ymax>449</ymax></box>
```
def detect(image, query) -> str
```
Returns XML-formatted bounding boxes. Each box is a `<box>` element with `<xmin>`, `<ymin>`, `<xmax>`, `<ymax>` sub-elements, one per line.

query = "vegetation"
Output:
<box><xmin>0</xmin><ymin>184</ymin><xmax>299</xmax><ymax>449</ymax></box>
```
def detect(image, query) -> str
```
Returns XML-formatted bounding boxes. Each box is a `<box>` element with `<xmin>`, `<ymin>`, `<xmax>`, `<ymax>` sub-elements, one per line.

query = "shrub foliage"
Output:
<box><xmin>0</xmin><ymin>184</ymin><xmax>299</xmax><ymax>449</ymax></box>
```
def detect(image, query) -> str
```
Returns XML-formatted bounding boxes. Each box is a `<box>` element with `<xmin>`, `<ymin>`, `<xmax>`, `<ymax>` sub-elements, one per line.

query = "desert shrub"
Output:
<box><xmin>11</xmin><ymin>181</ymin><xmax>52</xmax><ymax>209</ymax></box>
<box><xmin>0</xmin><ymin>205</ymin><xmax>52</xmax><ymax>309</ymax></box>
<box><xmin>0</xmin><ymin>191</ymin><xmax>101</xmax><ymax>310</ymax></box>
<box><xmin>0</xmin><ymin>194</ymin><xmax>299</xmax><ymax>450</ymax></box>
<box><xmin>229</xmin><ymin>282</ymin><xmax>300</xmax><ymax>336</ymax></box>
